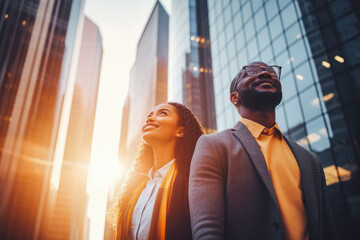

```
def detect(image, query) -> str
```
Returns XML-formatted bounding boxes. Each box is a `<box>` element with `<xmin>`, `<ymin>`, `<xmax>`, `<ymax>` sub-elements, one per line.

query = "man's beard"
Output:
<box><xmin>238</xmin><ymin>88</ymin><xmax>282</xmax><ymax>112</ymax></box>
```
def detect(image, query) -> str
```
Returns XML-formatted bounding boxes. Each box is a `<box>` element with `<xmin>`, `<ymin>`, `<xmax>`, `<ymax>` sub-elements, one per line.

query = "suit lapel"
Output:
<box><xmin>232</xmin><ymin>121</ymin><xmax>279</xmax><ymax>208</ymax></box>
<box><xmin>284</xmin><ymin>137</ymin><xmax>318</xmax><ymax>236</ymax></box>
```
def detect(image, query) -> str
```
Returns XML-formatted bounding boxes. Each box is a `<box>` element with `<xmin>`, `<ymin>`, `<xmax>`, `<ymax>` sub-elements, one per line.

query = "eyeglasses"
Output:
<box><xmin>243</xmin><ymin>65</ymin><xmax>281</xmax><ymax>78</ymax></box>
<box><xmin>231</xmin><ymin>65</ymin><xmax>282</xmax><ymax>93</ymax></box>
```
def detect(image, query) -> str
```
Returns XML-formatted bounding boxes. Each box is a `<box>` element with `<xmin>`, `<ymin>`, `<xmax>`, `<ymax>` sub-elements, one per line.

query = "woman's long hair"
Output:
<box><xmin>109</xmin><ymin>102</ymin><xmax>204</xmax><ymax>229</ymax></box>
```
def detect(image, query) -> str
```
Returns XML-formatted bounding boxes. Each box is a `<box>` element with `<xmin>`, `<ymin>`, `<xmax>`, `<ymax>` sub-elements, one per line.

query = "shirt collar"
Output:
<box><xmin>148</xmin><ymin>159</ymin><xmax>175</xmax><ymax>180</ymax></box>
<box><xmin>240</xmin><ymin>118</ymin><xmax>283</xmax><ymax>139</ymax></box>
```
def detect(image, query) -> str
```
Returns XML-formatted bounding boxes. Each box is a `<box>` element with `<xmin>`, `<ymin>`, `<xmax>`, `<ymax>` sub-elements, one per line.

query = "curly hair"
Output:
<box><xmin>108</xmin><ymin>102</ymin><xmax>204</xmax><ymax>230</ymax></box>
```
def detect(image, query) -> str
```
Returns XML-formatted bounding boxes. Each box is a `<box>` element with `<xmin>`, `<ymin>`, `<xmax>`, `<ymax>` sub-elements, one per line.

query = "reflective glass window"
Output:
<box><xmin>307</xmin><ymin>30</ymin><xmax>326</xmax><ymax>56</ymax></box>
<box><xmin>275</xmin><ymin>50</ymin><xmax>291</xmax><ymax>76</ymax></box>
<box><xmin>285</xmin><ymin>23</ymin><xmax>302</xmax><ymax>46</ymax></box>
<box><xmin>329</xmin><ymin>0</ymin><xmax>352</xmax><ymax>18</ymax></box>
<box><xmin>252</xmin><ymin>0</ymin><xmax>263</xmax><ymax>12</ymax></box>
<box><xmin>265</xmin><ymin>0</ymin><xmax>279</xmax><ymax>20</ymax></box>
<box><xmin>254</xmin><ymin>8</ymin><xmax>267</xmax><ymax>31</ymax></box>
<box><xmin>229</xmin><ymin>58</ymin><xmax>239</xmax><ymax>78</ymax></box>
<box><xmin>221</xmin><ymin>66</ymin><xmax>230</xmax><ymax>89</ymax></box>
<box><xmin>290</xmin><ymin>124</ymin><xmax>309</xmax><ymax>150</ymax></box>
<box><xmin>294</xmin><ymin>62</ymin><xmax>314</xmax><ymax>91</ymax></box>
<box><xmin>220</xmin><ymin>48</ymin><xmax>227</xmax><ymax>68</ymax></box>
<box><xmin>235</xmin><ymin>29</ymin><xmax>245</xmax><ymax>51</ymax></box>
<box><xmin>336</xmin><ymin>14</ymin><xmax>360</xmax><ymax>43</ymax></box>
<box><xmin>272</xmin><ymin>34</ymin><xmax>286</xmax><ymax>56</ymax></box>
<box><xmin>226</xmin><ymin>22</ymin><xmax>235</xmax><ymax>40</ymax></box>
<box><xmin>231</xmin><ymin>0</ymin><xmax>240</xmax><ymax>14</ymax></box>
<box><xmin>237</xmin><ymin>48</ymin><xmax>248</xmax><ymax>66</ymax></box>
<box><xmin>276</xmin><ymin>104</ymin><xmax>288</xmax><ymax>133</ymax></box>
<box><xmin>343</xmin><ymin>36</ymin><xmax>360</xmax><ymax>67</ymax></box>
<box><xmin>225</xmin><ymin>106</ymin><xmax>236</xmax><ymax>128</ymax></box>
<box><xmin>215</xmin><ymin>91</ymin><xmax>224</xmax><ymax>114</ymax></box>
<box><xmin>318</xmin><ymin>80</ymin><xmax>340</xmax><ymax>112</ymax></box>
<box><xmin>216</xmin><ymin>112</ymin><xmax>226</xmax><ymax>130</ymax></box>
<box><xmin>242</xmin><ymin>2</ymin><xmax>252</xmax><ymax>22</ymax></box>
<box><xmin>227</xmin><ymin>39</ymin><xmax>236</xmax><ymax>60</ymax></box>
<box><xmin>289</xmin><ymin>40</ymin><xmax>307</xmax><ymax>67</ymax></box>
<box><xmin>281</xmin><ymin>73</ymin><xmax>297</xmax><ymax>101</ymax></box>
<box><xmin>350</xmin><ymin>67</ymin><xmax>360</xmax><ymax>92</ymax></box>
<box><xmin>306</xmin><ymin>117</ymin><xmax>331</xmax><ymax>153</ymax></box>
<box><xmin>245</xmin><ymin>20</ymin><xmax>255</xmax><ymax>41</ymax></box>
<box><xmin>284</xmin><ymin>97</ymin><xmax>304</xmax><ymax>131</ymax></box>
<box><xmin>260</xmin><ymin>45</ymin><xmax>274</xmax><ymax>63</ymax></box>
<box><xmin>233</xmin><ymin>11</ymin><xmax>243</xmax><ymax>32</ymax></box>
<box><xmin>269</xmin><ymin>16</ymin><xmax>283</xmax><ymax>40</ymax></box>
<box><xmin>224</xmin><ymin>5</ymin><xmax>232</xmax><ymax>24</ymax></box>
<box><xmin>214</xmin><ymin>71</ymin><xmax>222</xmax><ymax>94</ymax></box>
<box><xmin>278</xmin><ymin>0</ymin><xmax>291</xmax><ymax>10</ymax></box>
<box><xmin>248</xmin><ymin>39</ymin><xmax>259</xmax><ymax>61</ymax></box>
<box><xmin>300</xmin><ymin>86</ymin><xmax>321</xmax><ymax>121</ymax></box>
<box><xmin>281</xmin><ymin>4</ymin><xmax>297</xmax><ymax>30</ymax></box>
<box><xmin>258</xmin><ymin>27</ymin><xmax>270</xmax><ymax>50</ymax></box>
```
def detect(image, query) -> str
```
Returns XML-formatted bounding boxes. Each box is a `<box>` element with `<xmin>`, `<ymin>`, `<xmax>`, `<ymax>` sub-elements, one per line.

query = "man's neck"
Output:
<box><xmin>239</xmin><ymin>107</ymin><xmax>276</xmax><ymax>128</ymax></box>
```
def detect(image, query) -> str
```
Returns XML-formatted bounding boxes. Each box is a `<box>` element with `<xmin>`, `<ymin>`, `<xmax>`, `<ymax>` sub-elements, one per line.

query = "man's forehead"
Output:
<box><xmin>248</xmin><ymin>61</ymin><xmax>268</xmax><ymax>67</ymax></box>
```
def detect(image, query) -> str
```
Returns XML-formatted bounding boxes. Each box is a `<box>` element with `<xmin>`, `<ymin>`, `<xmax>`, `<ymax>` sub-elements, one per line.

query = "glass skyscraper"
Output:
<box><xmin>207</xmin><ymin>0</ymin><xmax>359</xmax><ymax>238</ymax></box>
<box><xmin>0</xmin><ymin>0</ymin><xmax>85</xmax><ymax>238</ymax></box>
<box><xmin>121</xmin><ymin>1</ymin><xmax>169</xmax><ymax>162</ymax></box>
<box><xmin>169</xmin><ymin>0</ymin><xmax>217</xmax><ymax>132</ymax></box>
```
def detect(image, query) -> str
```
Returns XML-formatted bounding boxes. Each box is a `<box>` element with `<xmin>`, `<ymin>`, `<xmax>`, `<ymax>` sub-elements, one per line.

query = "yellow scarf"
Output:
<box><xmin>117</xmin><ymin>162</ymin><xmax>178</xmax><ymax>240</ymax></box>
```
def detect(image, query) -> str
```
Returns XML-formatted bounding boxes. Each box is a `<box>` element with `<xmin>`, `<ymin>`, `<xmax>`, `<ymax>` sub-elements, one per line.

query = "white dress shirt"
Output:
<box><xmin>129</xmin><ymin>159</ymin><xmax>175</xmax><ymax>240</ymax></box>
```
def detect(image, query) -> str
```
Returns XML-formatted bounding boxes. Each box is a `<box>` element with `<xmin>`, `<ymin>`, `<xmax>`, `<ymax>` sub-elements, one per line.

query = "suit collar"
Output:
<box><xmin>231</xmin><ymin>121</ymin><xmax>279</xmax><ymax>208</ymax></box>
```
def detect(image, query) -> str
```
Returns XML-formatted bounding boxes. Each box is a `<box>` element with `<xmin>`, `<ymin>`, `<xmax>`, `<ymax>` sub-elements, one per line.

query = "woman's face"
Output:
<box><xmin>142</xmin><ymin>104</ymin><xmax>183</xmax><ymax>144</ymax></box>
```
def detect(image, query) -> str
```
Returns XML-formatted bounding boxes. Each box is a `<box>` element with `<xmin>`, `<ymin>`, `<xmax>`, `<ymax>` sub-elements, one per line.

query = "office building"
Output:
<box><xmin>0</xmin><ymin>0</ymin><xmax>85</xmax><ymax>238</ymax></box>
<box><xmin>121</xmin><ymin>1</ymin><xmax>169</xmax><ymax>161</ymax></box>
<box><xmin>169</xmin><ymin>0</ymin><xmax>217</xmax><ymax>132</ymax></box>
<box><xmin>207</xmin><ymin>0</ymin><xmax>359</xmax><ymax>238</ymax></box>
<box><xmin>47</xmin><ymin>16</ymin><xmax>103</xmax><ymax>239</ymax></box>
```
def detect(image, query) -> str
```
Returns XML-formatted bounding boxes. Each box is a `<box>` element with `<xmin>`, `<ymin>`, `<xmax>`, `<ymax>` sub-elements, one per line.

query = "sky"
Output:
<box><xmin>83</xmin><ymin>0</ymin><xmax>171</xmax><ymax>239</ymax></box>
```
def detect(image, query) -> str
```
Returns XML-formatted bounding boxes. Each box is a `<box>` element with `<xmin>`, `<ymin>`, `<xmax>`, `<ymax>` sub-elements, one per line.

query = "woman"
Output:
<box><xmin>116</xmin><ymin>102</ymin><xmax>204</xmax><ymax>240</ymax></box>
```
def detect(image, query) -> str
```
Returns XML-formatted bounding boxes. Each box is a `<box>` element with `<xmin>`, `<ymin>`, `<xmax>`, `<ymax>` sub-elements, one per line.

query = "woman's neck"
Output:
<box><xmin>152</xmin><ymin>142</ymin><xmax>176</xmax><ymax>172</ymax></box>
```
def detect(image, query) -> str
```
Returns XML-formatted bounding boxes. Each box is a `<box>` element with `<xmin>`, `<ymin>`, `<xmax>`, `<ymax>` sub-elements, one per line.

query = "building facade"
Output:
<box><xmin>47</xmin><ymin>16</ymin><xmax>102</xmax><ymax>239</ymax></box>
<box><xmin>207</xmin><ymin>0</ymin><xmax>359</xmax><ymax>238</ymax></box>
<box><xmin>0</xmin><ymin>0</ymin><xmax>85</xmax><ymax>238</ymax></box>
<box><xmin>169</xmin><ymin>0</ymin><xmax>217</xmax><ymax>132</ymax></box>
<box><xmin>121</xmin><ymin>1</ymin><xmax>169</xmax><ymax>162</ymax></box>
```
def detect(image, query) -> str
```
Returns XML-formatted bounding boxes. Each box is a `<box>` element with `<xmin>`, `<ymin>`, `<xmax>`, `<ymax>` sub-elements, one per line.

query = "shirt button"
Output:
<box><xmin>272</xmin><ymin>222</ymin><xmax>280</xmax><ymax>231</ymax></box>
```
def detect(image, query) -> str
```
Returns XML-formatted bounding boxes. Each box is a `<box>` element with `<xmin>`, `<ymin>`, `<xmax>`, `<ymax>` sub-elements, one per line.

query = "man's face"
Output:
<box><xmin>235</xmin><ymin>62</ymin><xmax>282</xmax><ymax>111</ymax></box>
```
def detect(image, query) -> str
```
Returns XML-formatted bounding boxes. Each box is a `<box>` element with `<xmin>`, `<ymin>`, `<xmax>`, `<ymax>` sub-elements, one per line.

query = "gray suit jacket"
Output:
<box><xmin>189</xmin><ymin>122</ymin><xmax>337</xmax><ymax>240</ymax></box>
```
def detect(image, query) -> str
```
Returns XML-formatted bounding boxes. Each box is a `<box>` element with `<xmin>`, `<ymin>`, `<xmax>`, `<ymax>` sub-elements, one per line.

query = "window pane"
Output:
<box><xmin>284</xmin><ymin>97</ymin><xmax>304</xmax><ymax>130</ymax></box>
<box><xmin>300</xmin><ymin>86</ymin><xmax>322</xmax><ymax>121</ymax></box>
<box><xmin>269</xmin><ymin>16</ymin><xmax>283</xmax><ymax>40</ymax></box>
<box><xmin>306</xmin><ymin>117</ymin><xmax>331</xmax><ymax>153</ymax></box>
<box><xmin>281</xmin><ymin>73</ymin><xmax>297</xmax><ymax>101</ymax></box>
<box><xmin>285</xmin><ymin>23</ymin><xmax>302</xmax><ymax>46</ymax></box>
<box><xmin>281</xmin><ymin>3</ymin><xmax>297</xmax><ymax>29</ymax></box>
<box><xmin>294</xmin><ymin>62</ymin><xmax>314</xmax><ymax>91</ymax></box>
<box><xmin>272</xmin><ymin>34</ymin><xmax>286</xmax><ymax>56</ymax></box>
<box><xmin>258</xmin><ymin>27</ymin><xmax>270</xmax><ymax>50</ymax></box>
<box><xmin>289</xmin><ymin>40</ymin><xmax>307</xmax><ymax>67</ymax></box>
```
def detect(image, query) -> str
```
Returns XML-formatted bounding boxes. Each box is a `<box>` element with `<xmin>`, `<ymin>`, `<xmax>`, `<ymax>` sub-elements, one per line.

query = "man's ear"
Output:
<box><xmin>176</xmin><ymin>127</ymin><xmax>185</xmax><ymax>138</ymax></box>
<box><xmin>230</xmin><ymin>91</ymin><xmax>240</xmax><ymax>106</ymax></box>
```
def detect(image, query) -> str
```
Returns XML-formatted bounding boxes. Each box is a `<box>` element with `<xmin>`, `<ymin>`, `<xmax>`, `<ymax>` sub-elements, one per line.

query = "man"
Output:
<box><xmin>189</xmin><ymin>62</ymin><xmax>337</xmax><ymax>240</ymax></box>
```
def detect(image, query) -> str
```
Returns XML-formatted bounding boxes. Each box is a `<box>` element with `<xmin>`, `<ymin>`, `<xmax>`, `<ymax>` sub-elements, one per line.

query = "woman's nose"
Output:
<box><xmin>146</xmin><ymin>115</ymin><xmax>155</xmax><ymax>123</ymax></box>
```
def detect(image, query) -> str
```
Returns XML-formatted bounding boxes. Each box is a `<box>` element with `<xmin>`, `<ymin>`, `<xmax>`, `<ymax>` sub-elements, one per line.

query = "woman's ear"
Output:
<box><xmin>176</xmin><ymin>127</ymin><xmax>185</xmax><ymax>138</ymax></box>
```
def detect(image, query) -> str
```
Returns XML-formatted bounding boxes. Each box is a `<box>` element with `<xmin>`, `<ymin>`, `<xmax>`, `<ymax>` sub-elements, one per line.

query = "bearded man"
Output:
<box><xmin>189</xmin><ymin>61</ymin><xmax>338</xmax><ymax>240</ymax></box>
